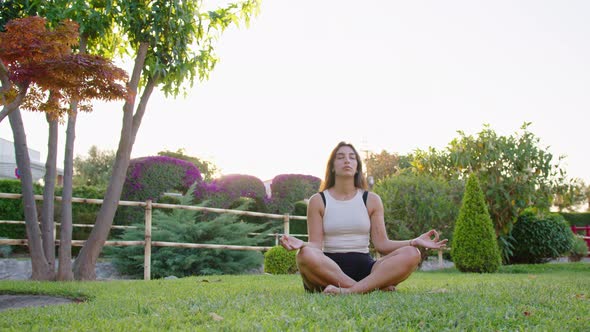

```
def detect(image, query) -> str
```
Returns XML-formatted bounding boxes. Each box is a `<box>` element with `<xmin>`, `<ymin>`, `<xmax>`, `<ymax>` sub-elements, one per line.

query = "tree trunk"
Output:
<box><xmin>57</xmin><ymin>109</ymin><xmax>76</xmax><ymax>281</ymax></box>
<box><xmin>41</xmin><ymin>113</ymin><xmax>58</xmax><ymax>270</ymax></box>
<box><xmin>73</xmin><ymin>42</ymin><xmax>150</xmax><ymax>280</ymax></box>
<box><xmin>57</xmin><ymin>35</ymin><xmax>87</xmax><ymax>281</ymax></box>
<box><xmin>9</xmin><ymin>108</ymin><xmax>55</xmax><ymax>280</ymax></box>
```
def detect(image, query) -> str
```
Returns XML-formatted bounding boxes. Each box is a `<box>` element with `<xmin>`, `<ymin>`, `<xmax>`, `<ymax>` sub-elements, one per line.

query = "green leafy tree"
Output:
<box><xmin>553</xmin><ymin>178</ymin><xmax>587</xmax><ymax>212</ymax></box>
<box><xmin>411</xmin><ymin>123</ymin><xmax>571</xmax><ymax>238</ymax></box>
<box><xmin>73</xmin><ymin>145</ymin><xmax>116</xmax><ymax>188</ymax></box>
<box><xmin>373</xmin><ymin>173</ymin><xmax>463</xmax><ymax>241</ymax></box>
<box><xmin>365</xmin><ymin>150</ymin><xmax>401</xmax><ymax>184</ymax></box>
<box><xmin>70</xmin><ymin>0</ymin><xmax>260</xmax><ymax>280</ymax></box>
<box><xmin>1</xmin><ymin>0</ymin><xmax>260</xmax><ymax>280</ymax></box>
<box><xmin>157</xmin><ymin>148</ymin><xmax>218</xmax><ymax>181</ymax></box>
<box><xmin>451</xmin><ymin>174</ymin><xmax>502</xmax><ymax>273</ymax></box>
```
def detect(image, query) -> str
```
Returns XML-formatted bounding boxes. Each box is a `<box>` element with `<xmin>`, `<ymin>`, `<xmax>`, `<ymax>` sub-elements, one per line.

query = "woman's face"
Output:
<box><xmin>333</xmin><ymin>145</ymin><xmax>358</xmax><ymax>177</ymax></box>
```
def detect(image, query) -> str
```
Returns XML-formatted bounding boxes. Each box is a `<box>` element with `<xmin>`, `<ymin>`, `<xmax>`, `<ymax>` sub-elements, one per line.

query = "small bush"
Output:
<box><xmin>264</xmin><ymin>246</ymin><xmax>297</xmax><ymax>274</ymax></box>
<box><xmin>509</xmin><ymin>211</ymin><xmax>574</xmax><ymax>264</ymax></box>
<box><xmin>451</xmin><ymin>174</ymin><xmax>501</xmax><ymax>273</ymax></box>
<box><xmin>569</xmin><ymin>236</ymin><xmax>589</xmax><ymax>262</ymax></box>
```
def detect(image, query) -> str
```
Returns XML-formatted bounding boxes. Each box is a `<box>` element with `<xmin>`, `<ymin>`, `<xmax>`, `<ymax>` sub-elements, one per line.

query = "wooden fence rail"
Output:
<box><xmin>0</xmin><ymin>192</ymin><xmax>461</xmax><ymax>279</ymax></box>
<box><xmin>0</xmin><ymin>192</ymin><xmax>306</xmax><ymax>280</ymax></box>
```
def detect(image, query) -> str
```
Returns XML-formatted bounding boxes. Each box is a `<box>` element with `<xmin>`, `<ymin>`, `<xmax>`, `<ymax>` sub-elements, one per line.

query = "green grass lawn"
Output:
<box><xmin>1</xmin><ymin>263</ymin><xmax>589</xmax><ymax>331</ymax></box>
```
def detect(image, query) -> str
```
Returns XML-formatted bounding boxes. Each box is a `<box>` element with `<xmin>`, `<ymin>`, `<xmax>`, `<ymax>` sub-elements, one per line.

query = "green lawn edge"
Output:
<box><xmin>1</xmin><ymin>263</ymin><xmax>589</xmax><ymax>331</ymax></box>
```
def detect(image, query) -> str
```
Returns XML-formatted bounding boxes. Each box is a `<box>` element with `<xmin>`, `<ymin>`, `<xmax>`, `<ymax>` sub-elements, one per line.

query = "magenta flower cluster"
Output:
<box><xmin>195</xmin><ymin>174</ymin><xmax>267</xmax><ymax>207</ymax></box>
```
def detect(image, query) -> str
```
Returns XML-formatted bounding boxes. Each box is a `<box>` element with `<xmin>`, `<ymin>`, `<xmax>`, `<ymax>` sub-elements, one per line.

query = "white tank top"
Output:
<box><xmin>322</xmin><ymin>189</ymin><xmax>371</xmax><ymax>253</ymax></box>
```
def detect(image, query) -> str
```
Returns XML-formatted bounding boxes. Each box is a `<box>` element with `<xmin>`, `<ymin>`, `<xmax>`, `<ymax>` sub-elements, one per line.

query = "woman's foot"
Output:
<box><xmin>380</xmin><ymin>285</ymin><xmax>396</xmax><ymax>292</ymax></box>
<box><xmin>323</xmin><ymin>284</ymin><xmax>351</xmax><ymax>295</ymax></box>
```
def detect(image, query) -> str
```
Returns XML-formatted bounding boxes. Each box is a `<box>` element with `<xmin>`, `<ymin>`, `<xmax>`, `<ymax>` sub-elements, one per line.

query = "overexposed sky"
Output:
<box><xmin>1</xmin><ymin>0</ymin><xmax>589</xmax><ymax>183</ymax></box>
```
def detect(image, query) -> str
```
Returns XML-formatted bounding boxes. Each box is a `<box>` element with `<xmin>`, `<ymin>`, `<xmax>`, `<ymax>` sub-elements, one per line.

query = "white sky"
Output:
<box><xmin>1</xmin><ymin>0</ymin><xmax>589</xmax><ymax>183</ymax></box>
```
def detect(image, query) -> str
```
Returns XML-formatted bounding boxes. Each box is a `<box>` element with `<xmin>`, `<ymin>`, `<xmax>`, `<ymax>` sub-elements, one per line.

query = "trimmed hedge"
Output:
<box><xmin>451</xmin><ymin>174</ymin><xmax>501</xmax><ymax>273</ymax></box>
<box><xmin>560</xmin><ymin>212</ymin><xmax>590</xmax><ymax>227</ymax></box>
<box><xmin>0</xmin><ymin>179</ymin><xmax>43</xmax><ymax>240</ymax></box>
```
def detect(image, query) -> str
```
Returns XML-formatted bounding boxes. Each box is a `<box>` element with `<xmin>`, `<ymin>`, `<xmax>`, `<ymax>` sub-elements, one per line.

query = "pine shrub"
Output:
<box><xmin>263</xmin><ymin>245</ymin><xmax>297</xmax><ymax>274</ymax></box>
<box><xmin>107</xmin><ymin>187</ymin><xmax>266</xmax><ymax>278</ymax></box>
<box><xmin>509</xmin><ymin>211</ymin><xmax>574</xmax><ymax>264</ymax></box>
<box><xmin>451</xmin><ymin>174</ymin><xmax>501</xmax><ymax>273</ymax></box>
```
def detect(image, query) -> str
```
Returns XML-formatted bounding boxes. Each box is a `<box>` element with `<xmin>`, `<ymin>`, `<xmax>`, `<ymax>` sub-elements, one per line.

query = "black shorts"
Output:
<box><xmin>324</xmin><ymin>252</ymin><xmax>376</xmax><ymax>282</ymax></box>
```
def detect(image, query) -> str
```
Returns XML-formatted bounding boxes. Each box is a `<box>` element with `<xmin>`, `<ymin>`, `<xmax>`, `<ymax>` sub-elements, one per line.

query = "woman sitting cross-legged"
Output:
<box><xmin>280</xmin><ymin>141</ymin><xmax>447</xmax><ymax>294</ymax></box>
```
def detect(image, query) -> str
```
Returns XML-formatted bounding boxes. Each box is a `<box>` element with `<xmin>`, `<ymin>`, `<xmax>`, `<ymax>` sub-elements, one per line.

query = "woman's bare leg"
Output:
<box><xmin>324</xmin><ymin>246</ymin><xmax>421</xmax><ymax>294</ymax></box>
<box><xmin>296</xmin><ymin>246</ymin><xmax>356</xmax><ymax>292</ymax></box>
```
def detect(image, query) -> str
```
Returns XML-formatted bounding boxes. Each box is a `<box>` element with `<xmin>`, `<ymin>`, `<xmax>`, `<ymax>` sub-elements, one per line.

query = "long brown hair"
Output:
<box><xmin>319</xmin><ymin>141</ymin><xmax>368</xmax><ymax>191</ymax></box>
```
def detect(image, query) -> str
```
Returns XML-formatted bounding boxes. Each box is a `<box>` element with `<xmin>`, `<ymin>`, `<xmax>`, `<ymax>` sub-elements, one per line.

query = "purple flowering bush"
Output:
<box><xmin>117</xmin><ymin>156</ymin><xmax>202</xmax><ymax>224</ymax></box>
<box><xmin>123</xmin><ymin>156</ymin><xmax>201</xmax><ymax>200</ymax></box>
<box><xmin>196</xmin><ymin>174</ymin><xmax>267</xmax><ymax>210</ymax></box>
<box><xmin>269</xmin><ymin>174</ymin><xmax>321</xmax><ymax>214</ymax></box>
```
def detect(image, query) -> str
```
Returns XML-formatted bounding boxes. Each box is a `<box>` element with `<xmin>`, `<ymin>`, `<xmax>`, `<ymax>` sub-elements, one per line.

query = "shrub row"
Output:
<box><xmin>560</xmin><ymin>212</ymin><xmax>590</xmax><ymax>227</ymax></box>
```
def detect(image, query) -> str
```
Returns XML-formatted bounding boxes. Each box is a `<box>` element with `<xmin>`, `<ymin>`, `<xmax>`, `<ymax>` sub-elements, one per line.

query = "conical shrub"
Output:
<box><xmin>451</xmin><ymin>174</ymin><xmax>501</xmax><ymax>272</ymax></box>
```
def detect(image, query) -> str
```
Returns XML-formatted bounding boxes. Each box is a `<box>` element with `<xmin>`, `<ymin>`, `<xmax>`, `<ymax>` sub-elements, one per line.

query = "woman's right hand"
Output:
<box><xmin>280</xmin><ymin>234</ymin><xmax>305</xmax><ymax>251</ymax></box>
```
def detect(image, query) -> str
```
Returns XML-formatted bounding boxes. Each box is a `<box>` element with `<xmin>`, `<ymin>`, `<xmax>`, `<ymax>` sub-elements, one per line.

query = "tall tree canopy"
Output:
<box><xmin>411</xmin><ymin>123</ymin><xmax>576</xmax><ymax>238</ymax></box>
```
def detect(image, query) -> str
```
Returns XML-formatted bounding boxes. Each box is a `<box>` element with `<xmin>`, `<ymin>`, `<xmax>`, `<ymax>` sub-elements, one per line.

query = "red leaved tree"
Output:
<box><xmin>0</xmin><ymin>16</ymin><xmax>128</xmax><ymax>280</ymax></box>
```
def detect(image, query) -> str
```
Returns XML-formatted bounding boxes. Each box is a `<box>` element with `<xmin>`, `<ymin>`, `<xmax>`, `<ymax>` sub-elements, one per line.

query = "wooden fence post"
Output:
<box><xmin>144</xmin><ymin>199</ymin><xmax>152</xmax><ymax>281</ymax></box>
<box><xmin>283</xmin><ymin>214</ymin><xmax>290</xmax><ymax>236</ymax></box>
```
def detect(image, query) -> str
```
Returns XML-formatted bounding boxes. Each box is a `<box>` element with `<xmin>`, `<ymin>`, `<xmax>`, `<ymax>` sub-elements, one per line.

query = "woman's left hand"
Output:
<box><xmin>412</xmin><ymin>229</ymin><xmax>448</xmax><ymax>249</ymax></box>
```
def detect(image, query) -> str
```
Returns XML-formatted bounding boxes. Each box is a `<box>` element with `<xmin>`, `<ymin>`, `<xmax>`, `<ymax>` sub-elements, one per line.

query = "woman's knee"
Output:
<box><xmin>401</xmin><ymin>245</ymin><xmax>422</xmax><ymax>267</ymax></box>
<box><xmin>296</xmin><ymin>246</ymin><xmax>322</xmax><ymax>268</ymax></box>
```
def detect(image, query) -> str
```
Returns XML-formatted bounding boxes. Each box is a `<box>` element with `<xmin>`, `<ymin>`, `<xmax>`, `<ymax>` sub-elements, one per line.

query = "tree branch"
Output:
<box><xmin>0</xmin><ymin>83</ymin><xmax>28</xmax><ymax>123</ymax></box>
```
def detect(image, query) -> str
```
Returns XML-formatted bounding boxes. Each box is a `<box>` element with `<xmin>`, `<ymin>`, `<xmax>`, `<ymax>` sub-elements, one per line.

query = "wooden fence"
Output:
<box><xmin>0</xmin><ymin>192</ymin><xmax>305</xmax><ymax>280</ymax></box>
